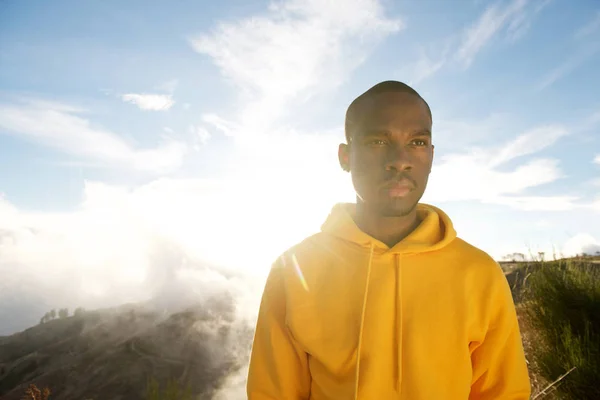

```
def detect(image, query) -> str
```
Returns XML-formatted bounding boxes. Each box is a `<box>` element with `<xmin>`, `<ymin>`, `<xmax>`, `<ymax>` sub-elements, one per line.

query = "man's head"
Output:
<box><xmin>339</xmin><ymin>81</ymin><xmax>434</xmax><ymax>217</ymax></box>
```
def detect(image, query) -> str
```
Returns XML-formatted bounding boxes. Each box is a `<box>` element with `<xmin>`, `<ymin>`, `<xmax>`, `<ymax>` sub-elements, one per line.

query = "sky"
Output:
<box><xmin>1</xmin><ymin>0</ymin><xmax>600</xmax><ymax>338</ymax></box>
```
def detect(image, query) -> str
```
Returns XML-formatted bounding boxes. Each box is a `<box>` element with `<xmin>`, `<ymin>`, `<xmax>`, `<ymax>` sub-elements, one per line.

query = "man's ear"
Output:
<box><xmin>338</xmin><ymin>143</ymin><xmax>350</xmax><ymax>172</ymax></box>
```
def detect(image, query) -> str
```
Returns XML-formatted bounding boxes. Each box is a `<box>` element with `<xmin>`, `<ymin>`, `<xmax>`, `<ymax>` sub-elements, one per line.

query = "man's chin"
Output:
<box><xmin>379</xmin><ymin>198</ymin><xmax>418</xmax><ymax>218</ymax></box>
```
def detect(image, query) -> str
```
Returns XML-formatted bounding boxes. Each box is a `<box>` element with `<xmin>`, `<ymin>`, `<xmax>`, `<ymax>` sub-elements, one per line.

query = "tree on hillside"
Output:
<box><xmin>58</xmin><ymin>308</ymin><xmax>69</xmax><ymax>319</ymax></box>
<box><xmin>74</xmin><ymin>307</ymin><xmax>85</xmax><ymax>317</ymax></box>
<box><xmin>50</xmin><ymin>309</ymin><xmax>56</xmax><ymax>319</ymax></box>
<box><xmin>503</xmin><ymin>252</ymin><xmax>526</xmax><ymax>262</ymax></box>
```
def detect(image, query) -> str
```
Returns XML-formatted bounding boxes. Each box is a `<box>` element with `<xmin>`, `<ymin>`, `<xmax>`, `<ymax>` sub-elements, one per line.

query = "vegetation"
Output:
<box><xmin>520</xmin><ymin>258</ymin><xmax>600</xmax><ymax>399</ymax></box>
<box><xmin>21</xmin><ymin>384</ymin><xmax>50</xmax><ymax>400</ymax></box>
<box><xmin>145</xmin><ymin>377</ymin><xmax>192</xmax><ymax>400</ymax></box>
<box><xmin>73</xmin><ymin>307</ymin><xmax>86</xmax><ymax>317</ymax></box>
<box><xmin>19</xmin><ymin>377</ymin><xmax>194</xmax><ymax>400</ymax></box>
<box><xmin>40</xmin><ymin>307</ymin><xmax>85</xmax><ymax>324</ymax></box>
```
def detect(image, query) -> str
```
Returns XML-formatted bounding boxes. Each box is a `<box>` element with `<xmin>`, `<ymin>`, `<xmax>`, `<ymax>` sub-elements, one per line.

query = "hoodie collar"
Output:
<box><xmin>320</xmin><ymin>202</ymin><xmax>456</xmax><ymax>254</ymax></box>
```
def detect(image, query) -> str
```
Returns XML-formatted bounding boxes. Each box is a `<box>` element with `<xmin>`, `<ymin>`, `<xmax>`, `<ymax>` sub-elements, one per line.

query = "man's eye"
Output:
<box><xmin>368</xmin><ymin>139</ymin><xmax>388</xmax><ymax>146</ymax></box>
<box><xmin>412</xmin><ymin>139</ymin><xmax>428</xmax><ymax>146</ymax></box>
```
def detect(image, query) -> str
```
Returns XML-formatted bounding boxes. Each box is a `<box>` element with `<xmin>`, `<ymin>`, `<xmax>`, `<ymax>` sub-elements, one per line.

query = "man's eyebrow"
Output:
<box><xmin>409</xmin><ymin>129</ymin><xmax>432</xmax><ymax>137</ymax></box>
<box><xmin>361</xmin><ymin>128</ymin><xmax>391</xmax><ymax>137</ymax></box>
<box><xmin>351</xmin><ymin>128</ymin><xmax>432</xmax><ymax>141</ymax></box>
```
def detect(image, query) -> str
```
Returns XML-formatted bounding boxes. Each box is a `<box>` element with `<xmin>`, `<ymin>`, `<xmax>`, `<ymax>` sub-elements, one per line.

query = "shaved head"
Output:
<box><xmin>345</xmin><ymin>80</ymin><xmax>432</xmax><ymax>143</ymax></box>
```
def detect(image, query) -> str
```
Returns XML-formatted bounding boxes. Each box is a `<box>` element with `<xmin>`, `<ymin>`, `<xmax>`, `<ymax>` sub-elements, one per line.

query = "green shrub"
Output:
<box><xmin>524</xmin><ymin>260</ymin><xmax>600</xmax><ymax>399</ymax></box>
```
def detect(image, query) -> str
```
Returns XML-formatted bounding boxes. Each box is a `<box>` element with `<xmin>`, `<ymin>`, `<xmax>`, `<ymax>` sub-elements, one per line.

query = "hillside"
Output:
<box><xmin>2</xmin><ymin>256</ymin><xmax>598</xmax><ymax>399</ymax></box>
<box><xmin>0</xmin><ymin>296</ymin><xmax>253</xmax><ymax>400</ymax></box>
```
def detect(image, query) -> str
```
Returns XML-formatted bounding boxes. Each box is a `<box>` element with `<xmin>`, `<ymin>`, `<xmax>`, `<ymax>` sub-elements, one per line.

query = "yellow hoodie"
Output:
<box><xmin>247</xmin><ymin>203</ymin><xmax>531</xmax><ymax>399</ymax></box>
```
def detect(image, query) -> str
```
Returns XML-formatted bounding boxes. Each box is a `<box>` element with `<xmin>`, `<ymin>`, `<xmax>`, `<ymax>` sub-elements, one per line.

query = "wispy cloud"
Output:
<box><xmin>0</xmin><ymin>100</ymin><xmax>186</xmax><ymax>173</ymax></box>
<box><xmin>398</xmin><ymin>43</ymin><xmax>450</xmax><ymax>85</ymax></box>
<box><xmin>594</xmin><ymin>155</ymin><xmax>600</xmax><ymax>164</ymax></box>
<box><xmin>537</xmin><ymin>43</ymin><xmax>600</xmax><ymax>90</ymax></box>
<box><xmin>189</xmin><ymin>125</ymin><xmax>211</xmax><ymax>150</ymax></box>
<box><xmin>488</xmin><ymin>125</ymin><xmax>568</xmax><ymax>166</ymax></box>
<box><xmin>537</xmin><ymin>11</ymin><xmax>600</xmax><ymax>90</ymax></box>
<box><xmin>456</xmin><ymin>0</ymin><xmax>530</xmax><ymax>67</ymax></box>
<box><xmin>121</xmin><ymin>93</ymin><xmax>175</xmax><ymax>111</ymax></box>
<box><xmin>189</xmin><ymin>0</ymin><xmax>403</xmax><ymax>131</ymax></box>
<box><xmin>425</xmin><ymin>124</ymin><xmax>574</xmax><ymax>209</ymax></box>
<box><xmin>574</xmin><ymin>10</ymin><xmax>600</xmax><ymax>39</ymax></box>
<box><xmin>486</xmin><ymin>195</ymin><xmax>580</xmax><ymax>211</ymax></box>
<box><xmin>403</xmin><ymin>0</ymin><xmax>545</xmax><ymax>83</ymax></box>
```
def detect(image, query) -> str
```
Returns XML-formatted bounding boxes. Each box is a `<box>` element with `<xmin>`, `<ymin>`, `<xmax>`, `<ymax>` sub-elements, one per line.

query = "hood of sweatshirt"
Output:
<box><xmin>321</xmin><ymin>202</ymin><xmax>457</xmax><ymax>254</ymax></box>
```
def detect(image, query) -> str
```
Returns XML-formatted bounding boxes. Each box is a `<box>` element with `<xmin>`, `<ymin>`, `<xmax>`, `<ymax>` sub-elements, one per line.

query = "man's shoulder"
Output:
<box><xmin>451</xmin><ymin>237</ymin><xmax>496</xmax><ymax>262</ymax></box>
<box><xmin>277</xmin><ymin>232</ymin><xmax>331</xmax><ymax>260</ymax></box>
<box><xmin>449</xmin><ymin>237</ymin><xmax>506</xmax><ymax>281</ymax></box>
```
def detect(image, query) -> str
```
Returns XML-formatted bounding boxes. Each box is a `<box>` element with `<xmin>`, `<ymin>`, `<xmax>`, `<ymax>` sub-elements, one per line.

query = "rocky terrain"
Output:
<box><xmin>0</xmin><ymin>294</ymin><xmax>253</xmax><ymax>400</ymax></box>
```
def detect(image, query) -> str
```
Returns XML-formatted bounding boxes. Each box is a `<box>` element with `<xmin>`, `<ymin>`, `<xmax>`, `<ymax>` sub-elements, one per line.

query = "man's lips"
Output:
<box><xmin>385</xmin><ymin>179</ymin><xmax>415</xmax><ymax>197</ymax></box>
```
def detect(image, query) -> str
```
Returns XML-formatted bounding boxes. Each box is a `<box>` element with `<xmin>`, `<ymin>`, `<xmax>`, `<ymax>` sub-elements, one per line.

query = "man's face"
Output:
<box><xmin>339</xmin><ymin>91</ymin><xmax>434</xmax><ymax>217</ymax></box>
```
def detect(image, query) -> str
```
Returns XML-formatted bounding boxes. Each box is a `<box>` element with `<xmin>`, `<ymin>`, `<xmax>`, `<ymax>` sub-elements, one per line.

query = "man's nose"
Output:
<box><xmin>385</xmin><ymin>145</ymin><xmax>413</xmax><ymax>172</ymax></box>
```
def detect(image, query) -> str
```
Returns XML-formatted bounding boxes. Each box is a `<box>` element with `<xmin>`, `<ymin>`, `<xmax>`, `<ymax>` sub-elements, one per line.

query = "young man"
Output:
<box><xmin>247</xmin><ymin>81</ymin><xmax>531</xmax><ymax>399</ymax></box>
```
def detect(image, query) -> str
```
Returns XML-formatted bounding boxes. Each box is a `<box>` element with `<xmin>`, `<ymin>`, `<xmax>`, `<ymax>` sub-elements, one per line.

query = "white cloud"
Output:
<box><xmin>202</xmin><ymin>113</ymin><xmax>239</xmax><ymax>137</ymax></box>
<box><xmin>189</xmin><ymin>0</ymin><xmax>402</xmax><ymax>130</ymax></box>
<box><xmin>485</xmin><ymin>195</ymin><xmax>580</xmax><ymax>211</ymax></box>
<box><xmin>563</xmin><ymin>233</ymin><xmax>600</xmax><ymax>256</ymax></box>
<box><xmin>189</xmin><ymin>125</ymin><xmax>211</xmax><ymax>150</ymax></box>
<box><xmin>121</xmin><ymin>93</ymin><xmax>175</xmax><ymax>111</ymax></box>
<box><xmin>594</xmin><ymin>154</ymin><xmax>600</xmax><ymax>164</ymax></box>
<box><xmin>0</xmin><ymin>183</ymin><xmax>261</xmax><ymax>336</ymax></box>
<box><xmin>0</xmin><ymin>100</ymin><xmax>187</xmax><ymax>173</ymax></box>
<box><xmin>0</xmin><ymin>121</ymin><xmax>353</xmax><ymax>333</ymax></box>
<box><xmin>456</xmin><ymin>0</ymin><xmax>529</xmax><ymax>67</ymax></box>
<box><xmin>425</xmin><ymin>124</ymin><xmax>573</xmax><ymax>209</ymax></box>
<box><xmin>574</xmin><ymin>10</ymin><xmax>600</xmax><ymax>39</ymax></box>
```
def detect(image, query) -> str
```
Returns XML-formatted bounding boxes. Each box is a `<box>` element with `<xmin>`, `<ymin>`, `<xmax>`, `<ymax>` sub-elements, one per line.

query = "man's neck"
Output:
<box><xmin>354</xmin><ymin>202</ymin><xmax>420</xmax><ymax>248</ymax></box>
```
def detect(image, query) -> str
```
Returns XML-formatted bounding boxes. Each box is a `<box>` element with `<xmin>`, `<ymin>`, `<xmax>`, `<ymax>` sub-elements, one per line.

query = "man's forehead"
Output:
<box><xmin>357</xmin><ymin>91</ymin><xmax>429</xmax><ymax>113</ymax></box>
<box><xmin>352</xmin><ymin>93</ymin><xmax>432</xmax><ymax>128</ymax></box>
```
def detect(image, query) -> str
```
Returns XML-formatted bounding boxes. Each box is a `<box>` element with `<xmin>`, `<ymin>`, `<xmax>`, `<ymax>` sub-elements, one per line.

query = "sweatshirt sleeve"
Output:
<box><xmin>247</xmin><ymin>259</ymin><xmax>311</xmax><ymax>400</ymax></box>
<box><xmin>469</xmin><ymin>265</ymin><xmax>531</xmax><ymax>400</ymax></box>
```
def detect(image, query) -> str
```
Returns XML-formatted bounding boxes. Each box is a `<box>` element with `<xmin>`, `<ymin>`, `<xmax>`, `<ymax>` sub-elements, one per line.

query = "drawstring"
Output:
<box><xmin>395</xmin><ymin>254</ymin><xmax>403</xmax><ymax>392</ymax></box>
<box><xmin>354</xmin><ymin>242</ymin><xmax>375</xmax><ymax>400</ymax></box>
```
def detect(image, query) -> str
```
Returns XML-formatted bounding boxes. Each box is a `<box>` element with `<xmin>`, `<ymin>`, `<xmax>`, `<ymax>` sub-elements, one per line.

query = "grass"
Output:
<box><xmin>517</xmin><ymin>258</ymin><xmax>600</xmax><ymax>399</ymax></box>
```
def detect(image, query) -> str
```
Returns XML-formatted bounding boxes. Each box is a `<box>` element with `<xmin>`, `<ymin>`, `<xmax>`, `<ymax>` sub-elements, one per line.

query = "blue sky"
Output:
<box><xmin>1</xmin><ymin>0</ymin><xmax>599</xmax><ymax>336</ymax></box>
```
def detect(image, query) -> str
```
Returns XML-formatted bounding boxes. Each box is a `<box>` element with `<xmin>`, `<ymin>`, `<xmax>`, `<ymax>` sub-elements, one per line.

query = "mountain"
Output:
<box><xmin>0</xmin><ymin>295</ymin><xmax>253</xmax><ymax>400</ymax></box>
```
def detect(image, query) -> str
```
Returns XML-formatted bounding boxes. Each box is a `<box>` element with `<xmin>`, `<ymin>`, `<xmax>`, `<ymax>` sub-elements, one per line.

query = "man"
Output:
<box><xmin>247</xmin><ymin>81</ymin><xmax>531</xmax><ymax>399</ymax></box>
